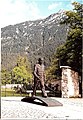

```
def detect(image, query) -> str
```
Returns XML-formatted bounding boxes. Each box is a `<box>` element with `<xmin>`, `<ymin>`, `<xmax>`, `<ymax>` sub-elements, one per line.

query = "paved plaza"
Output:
<box><xmin>1</xmin><ymin>97</ymin><xmax>83</xmax><ymax>119</ymax></box>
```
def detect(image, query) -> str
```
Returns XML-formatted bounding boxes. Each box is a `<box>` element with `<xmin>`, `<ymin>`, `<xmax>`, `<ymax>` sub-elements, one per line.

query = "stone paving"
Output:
<box><xmin>1</xmin><ymin>97</ymin><xmax>83</xmax><ymax>119</ymax></box>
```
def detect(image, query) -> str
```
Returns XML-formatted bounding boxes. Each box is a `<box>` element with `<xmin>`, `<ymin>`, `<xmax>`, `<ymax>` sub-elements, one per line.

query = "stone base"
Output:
<box><xmin>60</xmin><ymin>66</ymin><xmax>79</xmax><ymax>98</ymax></box>
<box><xmin>21</xmin><ymin>96</ymin><xmax>63</xmax><ymax>107</ymax></box>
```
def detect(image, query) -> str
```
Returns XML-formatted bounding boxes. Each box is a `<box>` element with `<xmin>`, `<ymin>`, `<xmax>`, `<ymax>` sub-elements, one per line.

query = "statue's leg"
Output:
<box><xmin>40</xmin><ymin>80</ymin><xmax>47</xmax><ymax>97</ymax></box>
<box><xmin>32</xmin><ymin>78</ymin><xmax>37</xmax><ymax>96</ymax></box>
<box><xmin>32</xmin><ymin>78</ymin><xmax>38</xmax><ymax>97</ymax></box>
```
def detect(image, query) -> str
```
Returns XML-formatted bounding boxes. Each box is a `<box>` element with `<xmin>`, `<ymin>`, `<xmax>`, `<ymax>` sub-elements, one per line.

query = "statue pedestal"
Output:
<box><xmin>21</xmin><ymin>96</ymin><xmax>63</xmax><ymax>106</ymax></box>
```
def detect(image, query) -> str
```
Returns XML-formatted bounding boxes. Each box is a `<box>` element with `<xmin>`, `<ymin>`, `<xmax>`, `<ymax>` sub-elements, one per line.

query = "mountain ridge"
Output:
<box><xmin>1</xmin><ymin>10</ymin><xmax>68</xmax><ymax>70</ymax></box>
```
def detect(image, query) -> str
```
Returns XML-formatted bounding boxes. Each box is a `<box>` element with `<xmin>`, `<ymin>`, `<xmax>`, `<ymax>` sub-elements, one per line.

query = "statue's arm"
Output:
<box><xmin>34</xmin><ymin>65</ymin><xmax>40</xmax><ymax>80</ymax></box>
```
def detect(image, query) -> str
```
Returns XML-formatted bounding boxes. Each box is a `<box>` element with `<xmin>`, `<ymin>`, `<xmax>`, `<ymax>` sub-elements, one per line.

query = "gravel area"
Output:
<box><xmin>1</xmin><ymin>97</ymin><xmax>83</xmax><ymax>119</ymax></box>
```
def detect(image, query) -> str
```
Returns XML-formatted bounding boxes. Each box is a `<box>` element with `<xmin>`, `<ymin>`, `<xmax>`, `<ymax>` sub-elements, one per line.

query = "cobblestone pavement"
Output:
<box><xmin>1</xmin><ymin>97</ymin><xmax>83</xmax><ymax>119</ymax></box>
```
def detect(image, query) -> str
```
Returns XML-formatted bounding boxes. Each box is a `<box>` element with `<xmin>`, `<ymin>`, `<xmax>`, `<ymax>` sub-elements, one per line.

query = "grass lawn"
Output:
<box><xmin>1</xmin><ymin>88</ymin><xmax>27</xmax><ymax>97</ymax></box>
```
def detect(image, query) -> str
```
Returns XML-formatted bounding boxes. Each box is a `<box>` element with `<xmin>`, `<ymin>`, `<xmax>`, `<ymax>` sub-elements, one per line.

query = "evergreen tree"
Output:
<box><xmin>46</xmin><ymin>2</ymin><xmax>82</xmax><ymax>81</ymax></box>
<box><xmin>56</xmin><ymin>2</ymin><xmax>82</xmax><ymax>74</ymax></box>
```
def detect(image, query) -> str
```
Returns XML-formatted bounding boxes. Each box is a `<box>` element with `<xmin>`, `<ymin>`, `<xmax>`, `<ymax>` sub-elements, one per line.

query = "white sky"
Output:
<box><xmin>0</xmin><ymin>0</ymin><xmax>44</xmax><ymax>28</ymax></box>
<box><xmin>0</xmin><ymin>0</ymin><xmax>82</xmax><ymax>28</ymax></box>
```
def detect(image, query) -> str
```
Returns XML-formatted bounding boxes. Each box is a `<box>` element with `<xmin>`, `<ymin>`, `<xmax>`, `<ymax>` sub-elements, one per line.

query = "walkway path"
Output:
<box><xmin>1</xmin><ymin>97</ymin><xmax>83</xmax><ymax>119</ymax></box>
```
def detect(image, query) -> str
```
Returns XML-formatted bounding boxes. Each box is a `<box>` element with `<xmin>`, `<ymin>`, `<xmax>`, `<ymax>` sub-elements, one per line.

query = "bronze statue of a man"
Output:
<box><xmin>32</xmin><ymin>58</ymin><xmax>47</xmax><ymax>97</ymax></box>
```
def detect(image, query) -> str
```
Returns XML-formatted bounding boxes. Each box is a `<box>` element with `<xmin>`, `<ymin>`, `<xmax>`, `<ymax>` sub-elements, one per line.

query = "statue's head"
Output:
<box><xmin>38</xmin><ymin>58</ymin><xmax>43</xmax><ymax>65</ymax></box>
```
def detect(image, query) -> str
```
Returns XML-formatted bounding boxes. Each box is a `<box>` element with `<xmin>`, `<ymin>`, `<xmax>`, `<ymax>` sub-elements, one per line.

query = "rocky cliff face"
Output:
<box><xmin>1</xmin><ymin>10</ymin><xmax>68</xmax><ymax>69</ymax></box>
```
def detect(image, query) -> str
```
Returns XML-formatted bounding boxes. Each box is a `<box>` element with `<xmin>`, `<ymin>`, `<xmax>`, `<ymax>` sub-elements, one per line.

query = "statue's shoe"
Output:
<box><xmin>42</xmin><ymin>95</ymin><xmax>47</xmax><ymax>98</ymax></box>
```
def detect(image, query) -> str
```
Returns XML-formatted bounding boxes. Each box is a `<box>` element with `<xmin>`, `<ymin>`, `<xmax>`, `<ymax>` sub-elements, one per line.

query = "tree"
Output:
<box><xmin>12</xmin><ymin>55</ymin><xmax>33</xmax><ymax>84</ymax></box>
<box><xmin>46</xmin><ymin>55</ymin><xmax>61</xmax><ymax>81</ymax></box>
<box><xmin>56</xmin><ymin>2</ymin><xmax>82</xmax><ymax>75</ymax></box>
<box><xmin>1</xmin><ymin>69</ymin><xmax>11</xmax><ymax>84</ymax></box>
<box><xmin>46</xmin><ymin>2</ymin><xmax>82</xmax><ymax>81</ymax></box>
